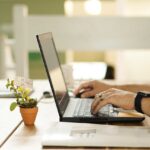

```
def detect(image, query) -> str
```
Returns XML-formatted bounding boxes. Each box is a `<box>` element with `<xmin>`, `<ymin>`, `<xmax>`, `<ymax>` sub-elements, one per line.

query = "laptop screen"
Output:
<box><xmin>36</xmin><ymin>32</ymin><xmax>70</xmax><ymax>116</ymax></box>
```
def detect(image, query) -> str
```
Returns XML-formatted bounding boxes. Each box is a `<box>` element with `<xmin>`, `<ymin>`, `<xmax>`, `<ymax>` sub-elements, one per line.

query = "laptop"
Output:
<box><xmin>36</xmin><ymin>32</ymin><xmax>145</xmax><ymax>123</ymax></box>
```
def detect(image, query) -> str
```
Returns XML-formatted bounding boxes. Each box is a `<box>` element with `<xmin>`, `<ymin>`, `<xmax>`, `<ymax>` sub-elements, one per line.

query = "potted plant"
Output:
<box><xmin>6</xmin><ymin>79</ymin><xmax>38</xmax><ymax>126</ymax></box>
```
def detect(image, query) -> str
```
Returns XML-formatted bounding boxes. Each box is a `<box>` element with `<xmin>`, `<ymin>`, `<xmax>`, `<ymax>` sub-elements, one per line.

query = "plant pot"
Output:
<box><xmin>20</xmin><ymin>107</ymin><xmax>38</xmax><ymax>126</ymax></box>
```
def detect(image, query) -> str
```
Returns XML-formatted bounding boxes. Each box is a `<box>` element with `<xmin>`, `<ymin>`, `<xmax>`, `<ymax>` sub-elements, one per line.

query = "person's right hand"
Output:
<box><xmin>91</xmin><ymin>88</ymin><xmax>136</xmax><ymax>115</ymax></box>
<box><xmin>74</xmin><ymin>80</ymin><xmax>112</xmax><ymax>98</ymax></box>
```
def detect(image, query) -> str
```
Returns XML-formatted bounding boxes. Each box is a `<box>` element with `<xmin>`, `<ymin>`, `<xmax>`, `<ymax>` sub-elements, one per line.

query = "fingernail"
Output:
<box><xmin>93</xmin><ymin>110</ymin><xmax>97</xmax><ymax>115</ymax></box>
<box><xmin>92</xmin><ymin>111</ymin><xmax>96</xmax><ymax>115</ymax></box>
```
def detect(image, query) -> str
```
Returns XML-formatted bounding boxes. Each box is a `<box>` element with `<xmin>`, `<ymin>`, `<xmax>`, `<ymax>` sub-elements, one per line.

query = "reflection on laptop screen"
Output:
<box><xmin>37</xmin><ymin>33</ymin><xmax>70</xmax><ymax>114</ymax></box>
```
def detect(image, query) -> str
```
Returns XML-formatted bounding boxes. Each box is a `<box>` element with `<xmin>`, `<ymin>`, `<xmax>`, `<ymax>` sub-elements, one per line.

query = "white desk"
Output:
<box><xmin>1</xmin><ymin>80</ymin><xmax>150</xmax><ymax>150</ymax></box>
<box><xmin>0</xmin><ymin>80</ymin><xmax>52</xmax><ymax>148</ymax></box>
<box><xmin>0</xmin><ymin>99</ymin><xmax>22</xmax><ymax>147</ymax></box>
<box><xmin>1</xmin><ymin>101</ymin><xmax>59</xmax><ymax>150</ymax></box>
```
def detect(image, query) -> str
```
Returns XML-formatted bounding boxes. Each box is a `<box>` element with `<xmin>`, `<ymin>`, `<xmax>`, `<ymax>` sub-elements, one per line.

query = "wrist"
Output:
<box><xmin>131</xmin><ymin>93</ymin><xmax>137</xmax><ymax>110</ymax></box>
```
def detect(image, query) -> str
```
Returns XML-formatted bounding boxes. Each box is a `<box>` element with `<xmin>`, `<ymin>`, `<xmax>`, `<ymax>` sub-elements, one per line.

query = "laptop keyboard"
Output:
<box><xmin>73</xmin><ymin>98</ymin><xmax>118</xmax><ymax>117</ymax></box>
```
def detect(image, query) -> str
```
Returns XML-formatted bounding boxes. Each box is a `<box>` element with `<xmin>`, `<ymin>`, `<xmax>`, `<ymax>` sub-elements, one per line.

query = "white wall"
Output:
<box><xmin>13</xmin><ymin>2</ymin><xmax>150</xmax><ymax>80</ymax></box>
<box><xmin>116</xmin><ymin>0</ymin><xmax>150</xmax><ymax>82</ymax></box>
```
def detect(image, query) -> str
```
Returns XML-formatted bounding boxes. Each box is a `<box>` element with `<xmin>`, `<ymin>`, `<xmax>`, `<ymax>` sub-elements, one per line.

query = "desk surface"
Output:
<box><xmin>0</xmin><ymin>99</ymin><xmax>22</xmax><ymax>147</ymax></box>
<box><xmin>0</xmin><ymin>80</ymin><xmax>50</xmax><ymax>148</ymax></box>
<box><xmin>1</xmin><ymin>80</ymin><xmax>150</xmax><ymax>150</ymax></box>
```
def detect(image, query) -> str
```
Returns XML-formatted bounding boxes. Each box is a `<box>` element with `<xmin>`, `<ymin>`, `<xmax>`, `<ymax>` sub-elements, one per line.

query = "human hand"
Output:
<box><xmin>91</xmin><ymin>88</ymin><xmax>136</xmax><ymax>115</ymax></box>
<box><xmin>74</xmin><ymin>80</ymin><xmax>112</xmax><ymax>98</ymax></box>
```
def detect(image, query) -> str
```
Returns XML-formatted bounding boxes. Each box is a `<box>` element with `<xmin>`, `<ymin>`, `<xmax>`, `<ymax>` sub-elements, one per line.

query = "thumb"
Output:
<box><xmin>74</xmin><ymin>82</ymin><xmax>93</xmax><ymax>95</ymax></box>
<box><xmin>81</xmin><ymin>90</ymin><xmax>95</xmax><ymax>98</ymax></box>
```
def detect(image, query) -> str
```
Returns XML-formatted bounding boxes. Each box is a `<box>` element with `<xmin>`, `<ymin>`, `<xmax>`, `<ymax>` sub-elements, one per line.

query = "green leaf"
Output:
<box><xmin>11</xmin><ymin>80</ymin><xmax>14</xmax><ymax>86</ymax></box>
<box><xmin>10</xmin><ymin>102</ymin><xmax>18</xmax><ymax>111</ymax></box>
<box><xmin>6</xmin><ymin>83</ymin><xmax>11</xmax><ymax>89</ymax></box>
<box><xmin>6</xmin><ymin>83</ymin><xmax>9</xmax><ymax>89</ymax></box>
<box><xmin>10</xmin><ymin>87</ymin><xmax>14</xmax><ymax>91</ymax></box>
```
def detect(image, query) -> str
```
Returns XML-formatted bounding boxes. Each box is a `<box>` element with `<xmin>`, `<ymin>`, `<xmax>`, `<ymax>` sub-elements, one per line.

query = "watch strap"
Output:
<box><xmin>134</xmin><ymin>92</ymin><xmax>144</xmax><ymax>113</ymax></box>
<box><xmin>134</xmin><ymin>91</ymin><xmax>150</xmax><ymax>114</ymax></box>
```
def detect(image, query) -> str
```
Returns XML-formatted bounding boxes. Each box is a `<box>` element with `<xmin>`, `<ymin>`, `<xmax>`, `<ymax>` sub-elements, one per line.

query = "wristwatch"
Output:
<box><xmin>134</xmin><ymin>92</ymin><xmax>150</xmax><ymax>113</ymax></box>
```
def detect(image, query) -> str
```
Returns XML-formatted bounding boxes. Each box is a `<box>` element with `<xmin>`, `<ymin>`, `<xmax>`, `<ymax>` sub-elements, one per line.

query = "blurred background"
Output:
<box><xmin>0</xmin><ymin>0</ymin><xmax>150</xmax><ymax>84</ymax></box>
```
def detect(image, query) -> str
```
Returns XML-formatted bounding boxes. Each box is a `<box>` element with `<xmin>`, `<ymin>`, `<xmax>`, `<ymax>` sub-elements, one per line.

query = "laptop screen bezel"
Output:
<box><xmin>36</xmin><ymin>32</ymin><xmax>70</xmax><ymax>119</ymax></box>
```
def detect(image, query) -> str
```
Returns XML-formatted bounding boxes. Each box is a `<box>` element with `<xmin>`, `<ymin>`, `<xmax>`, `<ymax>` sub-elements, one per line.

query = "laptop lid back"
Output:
<box><xmin>36</xmin><ymin>32</ymin><xmax>70</xmax><ymax>118</ymax></box>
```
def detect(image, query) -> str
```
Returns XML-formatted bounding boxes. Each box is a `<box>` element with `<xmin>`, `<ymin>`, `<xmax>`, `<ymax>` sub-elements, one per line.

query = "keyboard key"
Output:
<box><xmin>73</xmin><ymin>99</ymin><xmax>117</xmax><ymax>118</ymax></box>
<box><xmin>73</xmin><ymin>99</ymin><xmax>93</xmax><ymax>117</ymax></box>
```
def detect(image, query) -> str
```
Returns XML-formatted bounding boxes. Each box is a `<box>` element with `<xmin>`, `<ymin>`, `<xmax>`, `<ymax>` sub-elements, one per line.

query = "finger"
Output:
<box><xmin>74</xmin><ymin>82</ymin><xmax>93</xmax><ymax>95</ymax></box>
<box><xmin>81</xmin><ymin>90</ymin><xmax>94</xmax><ymax>98</ymax></box>
<box><xmin>91</xmin><ymin>92</ymin><xmax>106</xmax><ymax>112</ymax></box>
<box><xmin>92</xmin><ymin>99</ymin><xmax>109</xmax><ymax>115</ymax></box>
<box><xmin>91</xmin><ymin>97</ymin><xmax>101</xmax><ymax>111</ymax></box>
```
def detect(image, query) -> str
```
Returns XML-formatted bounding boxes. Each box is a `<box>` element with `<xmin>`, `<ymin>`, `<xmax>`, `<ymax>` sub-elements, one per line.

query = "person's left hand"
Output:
<box><xmin>91</xmin><ymin>88</ymin><xmax>136</xmax><ymax>115</ymax></box>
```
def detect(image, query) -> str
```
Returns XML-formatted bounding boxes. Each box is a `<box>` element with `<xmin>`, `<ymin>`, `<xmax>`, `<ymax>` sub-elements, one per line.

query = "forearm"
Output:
<box><xmin>114</xmin><ymin>84</ymin><xmax>150</xmax><ymax>93</ymax></box>
<box><xmin>141</xmin><ymin>98</ymin><xmax>150</xmax><ymax>116</ymax></box>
